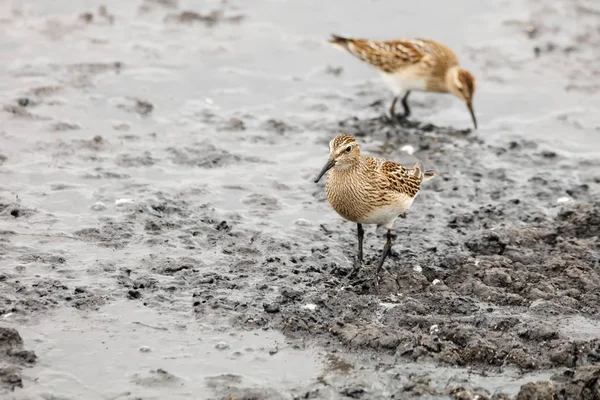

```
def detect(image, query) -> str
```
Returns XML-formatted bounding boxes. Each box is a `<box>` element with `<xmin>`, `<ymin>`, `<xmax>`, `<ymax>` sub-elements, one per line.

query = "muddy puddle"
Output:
<box><xmin>1</xmin><ymin>0</ymin><xmax>600</xmax><ymax>399</ymax></box>
<box><xmin>4</xmin><ymin>302</ymin><xmax>321</xmax><ymax>399</ymax></box>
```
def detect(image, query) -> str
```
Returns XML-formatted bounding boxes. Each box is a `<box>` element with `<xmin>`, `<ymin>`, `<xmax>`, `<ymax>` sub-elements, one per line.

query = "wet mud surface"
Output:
<box><xmin>1</xmin><ymin>0</ymin><xmax>600</xmax><ymax>398</ymax></box>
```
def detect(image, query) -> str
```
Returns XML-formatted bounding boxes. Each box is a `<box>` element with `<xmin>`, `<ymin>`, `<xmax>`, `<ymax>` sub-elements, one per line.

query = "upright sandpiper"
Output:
<box><xmin>314</xmin><ymin>133</ymin><xmax>435</xmax><ymax>288</ymax></box>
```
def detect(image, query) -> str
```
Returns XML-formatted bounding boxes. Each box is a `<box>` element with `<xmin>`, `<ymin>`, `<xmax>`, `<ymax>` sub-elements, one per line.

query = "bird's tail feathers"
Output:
<box><xmin>410</xmin><ymin>162</ymin><xmax>435</xmax><ymax>182</ymax></box>
<box><xmin>329</xmin><ymin>34</ymin><xmax>351</xmax><ymax>50</ymax></box>
<box><xmin>422</xmin><ymin>170</ymin><xmax>436</xmax><ymax>182</ymax></box>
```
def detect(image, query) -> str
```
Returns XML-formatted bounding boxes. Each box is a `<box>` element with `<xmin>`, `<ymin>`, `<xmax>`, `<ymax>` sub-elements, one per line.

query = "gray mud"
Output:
<box><xmin>1</xmin><ymin>0</ymin><xmax>600</xmax><ymax>399</ymax></box>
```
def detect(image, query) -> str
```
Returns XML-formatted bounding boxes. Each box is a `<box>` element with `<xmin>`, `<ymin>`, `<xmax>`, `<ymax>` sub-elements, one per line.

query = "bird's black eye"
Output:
<box><xmin>345</xmin><ymin>146</ymin><xmax>352</xmax><ymax>153</ymax></box>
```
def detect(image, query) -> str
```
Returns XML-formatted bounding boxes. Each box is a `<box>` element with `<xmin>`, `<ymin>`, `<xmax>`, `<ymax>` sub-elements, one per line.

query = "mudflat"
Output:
<box><xmin>1</xmin><ymin>0</ymin><xmax>600</xmax><ymax>399</ymax></box>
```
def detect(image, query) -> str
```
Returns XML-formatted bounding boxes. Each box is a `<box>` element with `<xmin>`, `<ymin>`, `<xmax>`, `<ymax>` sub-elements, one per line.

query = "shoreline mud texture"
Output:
<box><xmin>1</xmin><ymin>0</ymin><xmax>600</xmax><ymax>399</ymax></box>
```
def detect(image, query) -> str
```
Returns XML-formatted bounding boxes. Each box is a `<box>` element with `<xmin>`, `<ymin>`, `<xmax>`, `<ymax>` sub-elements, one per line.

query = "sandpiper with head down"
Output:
<box><xmin>328</xmin><ymin>34</ymin><xmax>477</xmax><ymax>129</ymax></box>
<box><xmin>314</xmin><ymin>133</ymin><xmax>435</xmax><ymax>288</ymax></box>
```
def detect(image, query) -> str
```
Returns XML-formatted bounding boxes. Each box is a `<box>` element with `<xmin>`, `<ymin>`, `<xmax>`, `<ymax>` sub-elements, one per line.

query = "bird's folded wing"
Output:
<box><xmin>343</xmin><ymin>39</ymin><xmax>426</xmax><ymax>72</ymax></box>
<box><xmin>380</xmin><ymin>160</ymin><xmax>422</xmax><ymax>197</ymax></box>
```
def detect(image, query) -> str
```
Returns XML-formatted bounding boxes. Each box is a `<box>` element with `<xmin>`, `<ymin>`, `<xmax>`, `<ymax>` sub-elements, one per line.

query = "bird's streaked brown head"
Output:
<box><xmin>314</xmin><ymin>133</ymin><xmax>360</xmax><ymax>183</ymax></box>
<box><xmin>447</xmin><ymin>68</ymin><xmax>477</xmax><ymax>129</ymax></box>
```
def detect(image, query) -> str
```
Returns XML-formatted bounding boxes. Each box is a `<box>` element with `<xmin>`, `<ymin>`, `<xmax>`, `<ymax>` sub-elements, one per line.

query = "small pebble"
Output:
<box><xmin>90</xmin><ymin>202</ymin><xmax>107</xmax><ymax>211</ymax></box>
<box><xmin>222</xmin><ymin>117</ymin><xmax>245</xmax><ymax>131</ymax></box>
<box><xmin>301</xmin><ymin>303</ymin><xmax>317</xmax><ymax>311</ymax></box>
<box><xmin>430</xmin><ymin>324</ymin><xmax>439</xmax><ymax>335</ymax></box>
<box><xmin>400</xmin><ymin>145</ymin><xmax>415</xmax><ymax>155</ymax></box>
<box><xmin>432</xmin><ymin>279</ymin><xmax>442</xmax><ymax>286</ymax></box>
<box><xmin>294</xmin><ymin>218</ymin><xmax>312</xmax><ymax>227</ymax></box>
<box><xmin>263</xmin><ymin>302</ymin><xmax>280</xmax><ymax>313</ymax></box>
<box><xmin>413</xmin><ymin>265</ymin><xmax>423</xmax><ymax>273</ymax></box>
<box><xmin>115</xmin><ymin>198</ymin><xmax>135</xmax><ymax>206</ymax></box>
<box><xmin>215</xmin><ymin>342</ymin><xmax>230</xmax><ymax>350</ymax></box>
<box><xmin>139</xmin><ymin>346</ymin><xmax>151</xmax><ymax>353</ymax></box>
<box><xmin>557</xmin><ymin>197</ymin><xmax>570</xmax><ymax>203</ymax></box>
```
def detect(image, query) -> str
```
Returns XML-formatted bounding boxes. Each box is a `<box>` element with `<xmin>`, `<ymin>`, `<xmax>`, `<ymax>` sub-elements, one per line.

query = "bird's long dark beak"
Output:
<box><xmin>314</xmin><ymin>159</ymin><xmax>336</xmax><ymax>183</ymax></box>
<box><xmin>467</xmin><ymin>101</ymin><xmax>477</xmax><ymax>129</ymax></box>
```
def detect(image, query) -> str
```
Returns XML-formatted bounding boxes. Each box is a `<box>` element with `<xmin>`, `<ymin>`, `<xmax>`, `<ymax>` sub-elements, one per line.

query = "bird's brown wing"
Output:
<box><xmin>379</xmin><ymin>160</ymin><xmax>423</xmax><ymax>197</ymax></box>
<box><xmin>331</xmin><ymin>36</ymin><xmax>428</xmax><ymax>73</ymax></box>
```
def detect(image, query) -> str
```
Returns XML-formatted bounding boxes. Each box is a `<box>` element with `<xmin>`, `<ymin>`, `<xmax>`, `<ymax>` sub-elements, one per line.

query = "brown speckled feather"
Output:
<box><xmin>336</xmin><ymin>39</ymin><xmax>424</xmax><ymax>73</ymax></box>
<box><xmin>379</xmin><ymin>159</ymin><xmax>422</xmax><ymax>197</ymax></box>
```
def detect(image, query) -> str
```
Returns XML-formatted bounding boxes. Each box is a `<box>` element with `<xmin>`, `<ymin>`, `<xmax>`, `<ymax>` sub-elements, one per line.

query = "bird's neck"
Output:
<box><xmin>444</xmin><ymin>66</ymin><xmax>460</xmax><ymax>94</ymax></box>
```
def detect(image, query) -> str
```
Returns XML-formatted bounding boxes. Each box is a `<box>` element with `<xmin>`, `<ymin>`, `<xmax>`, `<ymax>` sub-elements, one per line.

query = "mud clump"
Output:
<box><xmin>518</xmin><ymin>365</ymin><xmax>600</xmax><ymax>400</ymax></box>
<box><xmin>75</xmin><ymin>220</ymin><xmax>134</xmax><ymax>249</ymax></box>
<box><xmin>0</xmin><ymin>277</ymin><xmax>106</xmax><ymax>316</ymax></box>
<box><xmin>515</xmin><ymin>381</ymin><xmax>556</xmax><ymax>400</ymax></box>
<box><xmin>117</xmin><ymin>97</ymin><xmax>154</xmax><ymax>116</ymax></box>
<box><xmin>557</xmin><ymin>365</ymin><xmax>600</xmax><ymax>399</ymax></box>
<box><xmin>0</xmin><ymin>327</ymin><xmax>36</xmax><ymax>392</ymax></box>
<box><xmin>132</xmin><ymin>368</ymin><xmax>182</xmax><ymax>388</ymax></box>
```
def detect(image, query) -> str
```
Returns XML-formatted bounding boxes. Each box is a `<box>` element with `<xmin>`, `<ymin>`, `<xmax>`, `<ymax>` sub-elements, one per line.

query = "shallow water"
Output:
<box><xmin>5</xmin><ymin>302</ymin><xmax>321</xmax><ymax>399</ymax></box>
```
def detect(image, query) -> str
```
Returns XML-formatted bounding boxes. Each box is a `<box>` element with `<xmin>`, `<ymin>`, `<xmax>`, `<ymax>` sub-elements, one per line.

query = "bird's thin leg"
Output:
<box><xmin>349</xmin><ymin>223</ymin><xmax>365</xmax><ymax>280</ymax></box>
<box><xmin>374</xmin><ymin>230</ymin><xmax>393</xmax><ymax>293</ymax></box>
<box><xmin>390</xmin><ymin>92</ymin><xmax>411</xmax><ymax>122</ymax></box>
<box><xmin>357</xmin><ymin>223</ymin><xmax>364</xmax><ymax>261</ymax></box>
<box><xmin>388</xmin><ymin>96</ymin><xmax>398</xmax><ymax>120</ymax></box>
<box><xmin>400</xmin><ymin>91</ymin><xmax>411</xmax><ymax>118</ymax></box>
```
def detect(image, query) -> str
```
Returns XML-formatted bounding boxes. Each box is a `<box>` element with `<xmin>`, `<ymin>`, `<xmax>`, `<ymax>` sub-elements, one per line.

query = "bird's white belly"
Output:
<box><xmin>358</xmin><ymin>197</ymin><xmax>415</xmax><ymax>230</ymax></box>
<box><xmin>380</xmin><ymin>69</ymin><xmax>427</xmax><ymax>96</ymax></box>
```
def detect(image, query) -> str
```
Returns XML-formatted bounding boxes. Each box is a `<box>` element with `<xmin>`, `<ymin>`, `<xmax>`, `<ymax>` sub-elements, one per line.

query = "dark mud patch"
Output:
<box><xmin>262</xmin><ymin>119</ymin><xmax>298</xmax><ymax>135</ymax></box>
<box><xmin>115</xmin><ymin>151</ymin><xmax>158</xmax><ymax>167</ymax></box>
<box><xmin>132</xmin><ymin>368</ymin><xmax>182</xmax><ymax>388</ymax></box>
<box><xmin>0</xmin><ymin>198</ymin><xmax>36</xmax><ymax>220</ymax></box>
<box><xmin>3</xmin><ymin>104</ymin><xmax>51</xmax><ymax>121</ymax></box>
<box><xmin>552</xmin><ymin>365</ymin><xmax>600</xmax><ymax>400</ymax></box>
<box><xmin>164</xmin><ymin>10</ymin><xmax>244</xmax><ymax>26</ymax></box>
<box><xmin>79</xmin><ymin>6</ymin><xmax>115</xmax><ymax>25</ymax></box>
<box><xmin>75</xmin><ymin>219</ymin><xmax>134</xmax><ymax>249</ymax></box>
<box><xmin>0</xmin><ymin>274</ymin><xmax>106</xmax><ymax>316</ymax></box>
<box><xmin>166</xmin><ymin>144</ymin><xmax>263</xmax><ymax>168</ymax></box>
<box><xmin>217</xmin><ymin>117</ymin><xmax>246</xmax><ymax>132</ymax></box>
<box><xmin>50</xmin><ymin>121</ymin><xmax>81</xmax><ymax>131</ymax></box>
<box><xmin>82</xmin><ymin>167</ymin><xmax>130</xmax><ymax>180</ymax></box>
<box><xmin>0</xmin><ymin>327</ymin><xmax>36</xmax><ymax>392</ymax></box>
<box><xmin>139</xmin><ymin>0</ymin><xmax>179</xmax><ymax>12</ymax></box>
<box><xmin>117</xmin><ymin>97</ymin><xmax>154</xmax><ymax>116</ymax></box>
